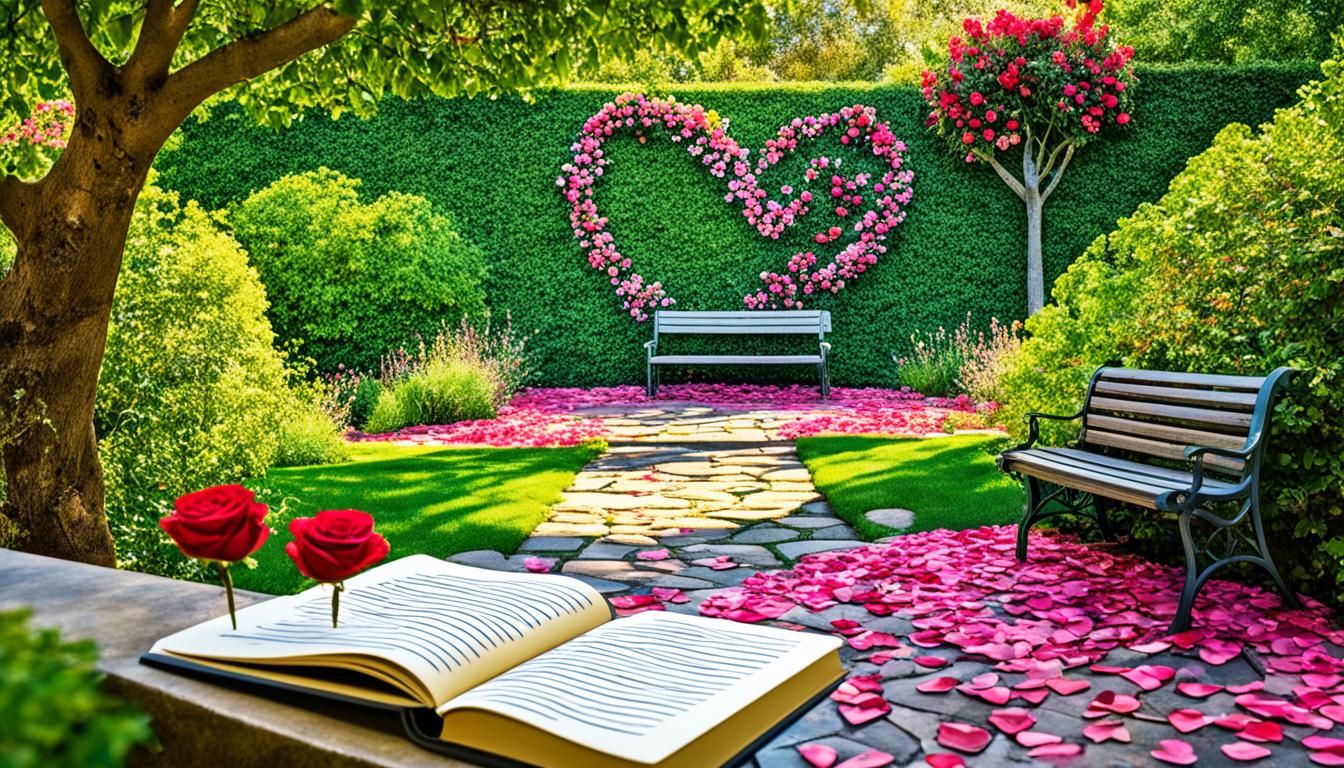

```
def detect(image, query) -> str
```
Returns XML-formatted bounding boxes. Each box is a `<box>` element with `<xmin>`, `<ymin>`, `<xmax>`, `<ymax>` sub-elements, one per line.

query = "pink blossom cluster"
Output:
<box><xmin>702</xmin><ymin>525</ymin><xmax>1344</xmax><ymax>764</ymax></box>
<box><xmin>559</xmin><ymin>94</ymin><xmax>913</xmax><ymax>319</ymax></box>
<box><xmin>921</xmin><ymin>0</ymin><xmax>1136</xmax><ymax>162</ymax></box>
<box><xmin>0</xmin><ymin>100</ymin><xmax>74</xmax><ymax>149</ymax></box>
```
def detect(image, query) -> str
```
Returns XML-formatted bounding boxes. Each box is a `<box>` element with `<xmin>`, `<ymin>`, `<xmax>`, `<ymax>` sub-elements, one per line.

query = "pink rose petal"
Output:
<box><xmin>1237</xmin><ymin>721</ymin><xmax>1282</xmax><ymax>743</ymax></box>
<box><xmin>1045</xmin><ymin>676</ymin><xmax>1091</xmax><ymax>696</ymax></box>
<box><xmin>1083</xmin><ymin>719</ymin><xmax>1131</xmax><ymax>743</ymax></box>
<box><xmin>1016</xmin><ymin>731</ymin><xmax>1063</xmax><ymax>748</ymax></box>
<box><xmin>1168</xmin><ymin>708</ymin><xmax>1214</xmax><ymax>733</ymax></box>
<box><xmin>1152</xmin><ymin>739</ymin><xmax>1198</xmax><ymax>765</ymax></box>
<box><xmin>1221</xmin><ymin>741</ymin><xmax>1272</xmax><ymax>761</ymax></box>
<box><xmin>916</xmin><ymin>676</ymin><xmax>958</xmax><ymax>693</ymax></box>
<box><xmin>1027</xmin><ymin>743</ymin><xmax>1084</xmax><ymax>758</ymax></box>
<box><xmin>914</xmin><ymin>655</ymin><xmax>949</xmax><ymax>669</ymax></box>
<box><xmin>523</xmin><ymin>556</ymin><xmax>554</xmax><ymax>573</ymax></box>
<box><xmin>835</xmin><ymin>749</ymin><xmax>894</xmax><ymax>768</ymax></box>
<box><xmin>923</xmin><ymin>755</ymin><xmax>966</xmax><ymax>768</ymax></box>
<box><xmin>636</xmin><ymin>548</ymin><xmax>669</xmax><ymax>561</ymax></box>
<box><xmin>797</xmin><ymin>743</ymin><xmax>838</xmax><ymax>768</ymax></box>
<box><xmin>1176</xmin><ymin>681</ymin><xmax>1223</xmax><ymax>698</ymax></box>
<box><xmin>987</xmin><ymin>707</ymin><xmax>1035</xmax><ymax>735</ymax></box>
<box><xmin>936</xmin><ymin>722</ymin><xmax>991</xmax><ymax>754</ymax></box>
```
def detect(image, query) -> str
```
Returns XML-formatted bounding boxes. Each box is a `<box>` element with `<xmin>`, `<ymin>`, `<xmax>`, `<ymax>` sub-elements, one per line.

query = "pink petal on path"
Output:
<box><xmin>924</xmin><ymin>755</ymin><xmax>966</xmax><ymax>768</ymax></box>
<box><xmin>1221</xmin><ymin>741</ymin><xmax>1272</xmax><ymax>761</ymax></box>
<box><xmin>1152</xmin><ymin>739</ymin><xmax>1199</xmax><ymax>765</ymax></box>
<box><xmin>1176</xmin><ymin>682</ymin><xmax>1223</xmax><ymax>698</ymax></box>
<box><xmin>1027</xmin><ymin>743</ymin><xmax>1084</xmax><ymax>758</ymax></box>
<box><xmin>1045</xmin><ymin>677</ymin><xmax>1091</xmax><ymax>696</ymax></box>
<box><xmin>636</xmin><ymin>548</ymin><xmax>670</xmax><ymax>561</ymax></box>
<box><xmin>797</xmin><ymin>743</ymin><xmax>838</xmax><ymax>768</ymax></box>
<box><xmin>987</xmin><ymin>707</ymin><xmax>1036</xmax><ymax>735</ymax></box>
<box><xmin>1237</xmin><ymin>721</ymin><xmax>1282</xmax><ymax>743</ymax></box>
<box><xmin>1016</xmin><ymin>731</ymin><xmax>1063</xmax><ymax>748</ymax></box>
<box><xmin>916</xmin><ymin>677</ymin><xmax>958</xmax><ymax>693</ymax></box>
<box><xmin>523</xmin><ymin>556</ymin><xmax>554</xmax><ymax>573</ymax></box>
<box><xmin>835</xmin><ymin>749</ymin><xmax>895</xmax><ymax>768</ymax></box>
<box><xmin>936</xmin><ymin>722</ymin><xmax>992</xmax><ymax>754</ymax></box>
<box><xmin>1083</xmin><ymin>719</ymin><xmax>1132</xmax><ymax>743</ymax></box>
<box><xmin>1168</xmin><ymin>708</ymin><xmax>1214</xmax><ymax>733</ymax></box>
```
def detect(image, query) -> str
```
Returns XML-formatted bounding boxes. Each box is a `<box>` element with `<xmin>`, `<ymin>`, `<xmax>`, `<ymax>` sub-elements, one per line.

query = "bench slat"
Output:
<box><xmin>649</xmin><ymin>354</ymin><xmax>823</xmax><ymax>365</ymax></box>
<box><xmin>1099</xmin><ymin>367</ymin><xmax>1266</xmax><ymax>391</ymax></box>
<box><xmin>655</xmin><ymin>310</ymin><xmax>831</xmax><ymax>333</ymax></box>
<box><xmin>1083</xmin><ymin>429</ymin><xmax>1246</xmax><ymax>474</ymax></box>
<box><xmin>1083</xmin><ymin>414</ymin><xmax>1247</xmax><ymax>452</ymax></box>
<box><xmin>1042</xmin><ymin>447</ymin><xmax>1238</xmax><ymax>490</ymax></box>
<box><xmin>1001</xmin><ymin>451</ymin><xmax>1176</xmax><ymax>509</ymax></box>
<box><xmin>657</xmin><ymin>325</ymin><xmax>825</xmax><ymax>335</ymax></box>
<box><xmin>1092</xmin><ymin>380</ymin><xmax>1258</xmax><ymax>411</ymax></box>
<box><xmin>1088</xmin><ymin>396</ymin><xmax>1253</xmax><ymax>429</ymax></box>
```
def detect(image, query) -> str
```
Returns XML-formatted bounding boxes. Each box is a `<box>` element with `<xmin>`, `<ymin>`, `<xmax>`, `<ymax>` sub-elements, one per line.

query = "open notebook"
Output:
<box><xmin>142</xmin><ymin>554</ymin><xmax>844</xmax><ymax>767</ymax></box>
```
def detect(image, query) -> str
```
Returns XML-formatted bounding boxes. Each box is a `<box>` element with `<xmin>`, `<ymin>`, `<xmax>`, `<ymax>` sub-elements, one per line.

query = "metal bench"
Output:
<box><xmin>997</xmin><ymin>365</ymin><xmax>1298</xmax><ymax>633</ymax></box>
<box><xmin>645</xmin><ymin>310</ymin><xmax>832</xmax><ymax>398</ymax></box>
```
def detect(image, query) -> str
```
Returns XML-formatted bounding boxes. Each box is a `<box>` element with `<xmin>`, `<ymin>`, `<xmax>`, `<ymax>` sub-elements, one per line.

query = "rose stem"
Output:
<box><xmin>216</xmin><ymin>562</ymin><xmax>237</xmax><ymax>630</ymax></box>
<box><xmin>331</xmin><ymin>583</ymin><xmax>344</xmax><ymax>628</ymax></box>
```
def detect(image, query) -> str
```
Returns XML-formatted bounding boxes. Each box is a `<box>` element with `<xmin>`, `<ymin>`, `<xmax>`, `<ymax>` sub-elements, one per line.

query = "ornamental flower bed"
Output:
<box><xmin>560</xmin><ymin>93</ymin><xmax>914</xmax><ymax>318</ymax></box>
<box><xmin>350</xmin><ymin>384</ymin><xmax>996</xmax><ymax>447</ymax></box>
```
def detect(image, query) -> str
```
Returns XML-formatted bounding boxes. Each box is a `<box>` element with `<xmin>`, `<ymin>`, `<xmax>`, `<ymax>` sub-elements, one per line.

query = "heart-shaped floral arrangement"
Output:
<box><xmin>558</xmin><ymin>93</ymin><xmax>915</xmax><ymax>320</ymax></box>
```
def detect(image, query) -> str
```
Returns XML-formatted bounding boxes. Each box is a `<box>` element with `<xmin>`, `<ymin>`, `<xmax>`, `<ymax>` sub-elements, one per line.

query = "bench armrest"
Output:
<box><xmin>644</xmin><ymin>340</ymin><xmax>657</xmax><ymax>351</ymax></box>
<box><xmin>1183</xmin><ymin>444</ymin><xmax>1253</xmax><ymax>461</ymax></box>
<box><xmin>819</xmin><ymin>341</ymin><xmax>831</xmax><ymax>355</ymax></box>
<box><xmin>1009</xmin><ymin>409</ymin><xmax>1084</xmax><ymax>452</ymax></box>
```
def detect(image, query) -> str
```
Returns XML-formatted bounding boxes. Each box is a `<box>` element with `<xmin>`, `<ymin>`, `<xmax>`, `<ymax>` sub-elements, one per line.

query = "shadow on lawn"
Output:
<box><xmin>234</xmin><ymin>444</ymin><xmax>600</xmax><ymax>595</ymax></box>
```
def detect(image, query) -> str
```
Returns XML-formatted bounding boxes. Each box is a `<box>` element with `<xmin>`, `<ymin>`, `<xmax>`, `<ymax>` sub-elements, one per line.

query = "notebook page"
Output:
<box><xmin>151</xmin><ymin>555</ymin><xmax>610</xmax><ymax>706</ymax></box>
<box><xmin>438</xmin><ymin>611</ymin><xmax>843</xmax><ymax>763</ymax></box>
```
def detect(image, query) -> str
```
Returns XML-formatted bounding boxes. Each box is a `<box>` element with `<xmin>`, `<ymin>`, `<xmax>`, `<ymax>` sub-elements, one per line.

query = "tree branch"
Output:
<box><xmin>0</xmin><ymin>175</ymin><xmax>35</xmax><ymax>241</ymax></box>
<box><xmin>128</xmin><ymin>0</ymin><xmax>201</xmax><ymax>84</ymax></box>
<box><xmin>983</xmin><ymin>154</ymin><xmax>1027</xmax><ymax>201</ymax></box>
<box><xmin>41</xmin><ymin>0</ymin><xmax>112</xmax><ymax>102</ymax></box>
<box><xmin>1041</xmin><ymin>143</ymin><xmax>1075</xmax><ymax>202</ymax></box>
<box><xmin>156</xmin><ymin>5</ymin><xmax>357</xmax><ymax>127</ymax></box>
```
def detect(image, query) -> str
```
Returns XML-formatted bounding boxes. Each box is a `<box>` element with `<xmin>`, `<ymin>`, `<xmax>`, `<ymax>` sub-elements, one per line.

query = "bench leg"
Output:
<box><xmin>1095</xmin><ymin>497</ymin><xmax>1115</xmax><ymax>541</ymax></box>
<box><xmin>647</xmin><ymin>362</ymin><xmax>658</xmax><ymax>399</ymax></box>
<box><xmin>1171</xmin><ymin>510</ymin><xmax>1201</xmax><ymax>634</ymax></box>
<box><xmin>1015</xmin><ymin>476</ymin><xmax>1044</xmax><ymax>561</ymax></box>
<box><xmin>1251</xmin><ymin>497</ymin><xmax>1301</xmax><ymax>611</ymax></box>
<box><xmin>818</xmin><ymin>360</ymin><xmax>830</xmax><ymax>399</ymax></box>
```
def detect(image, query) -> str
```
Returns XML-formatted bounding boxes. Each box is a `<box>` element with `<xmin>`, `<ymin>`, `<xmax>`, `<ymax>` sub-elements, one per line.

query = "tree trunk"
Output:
<box><xmin>0</xmin><ymin>102</ymin><xmax>155</xmax><ymax>566</ymax></box>
<box><xmin>1022</xmin><ymin>151</ymin><xmax>1045</xmax><ymax>315</ymax></box>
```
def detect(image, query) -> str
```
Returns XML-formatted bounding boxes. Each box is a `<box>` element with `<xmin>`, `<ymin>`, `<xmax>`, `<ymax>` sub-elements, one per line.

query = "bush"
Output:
<box><xmin>227</xmin><ymin>169</ymin><xmax>487</xmax><ymax>373</ymax></box>
<box><xmin>895</xmin><ymin>324</ymin><xmax>966</xmax><ymax>396</ymax></box>
<box><xmin>0</xmin><ymin>609</ymin><xmax>153</xmax><ymax>767</ymax></box>
<box><xmin>995</xmin><ymin>48</ymin><xmax>1344</xmax><ymax>603</ymax></box>
<box><xmin>97</xmin><ymin>184</ymin><xmax>295</xmax><ymax>578</ymax></box>
<box><xmin>157</xmin><ymin>66</ymin><xmax>1317</xmax><ymax>386</ymax></box>
<box><xmin>273</xmin><ymin>396</ymin><xmax>351</xmax><ymax>468</ymax></box>
<box><xmin>895</xmin><ymin>314</ymin><xmax>1021</xmax><ymax>400</ymax></box>
<box><xmin>363</xmin><ymin>319</ymin><xmax>531</xmax><ymax>433</ymax></box>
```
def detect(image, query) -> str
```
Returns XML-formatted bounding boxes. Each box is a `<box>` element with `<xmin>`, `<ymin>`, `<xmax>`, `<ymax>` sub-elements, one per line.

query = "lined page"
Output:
<box><xmin>152</xmin><ymin>555</ymin><xmax>610</xmax><ymax>706</ymax></box>
<box><xmin>439</xmin><ymin>611</ymin><xmax>843</xmax><ymax>763</ymax></box>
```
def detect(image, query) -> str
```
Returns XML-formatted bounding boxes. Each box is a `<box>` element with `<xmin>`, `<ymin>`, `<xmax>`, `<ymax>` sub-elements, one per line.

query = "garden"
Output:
<box><xmin>1</xmin><ymin>0</ymin><xmax>1342</xmax><ymax>767</ymax></box>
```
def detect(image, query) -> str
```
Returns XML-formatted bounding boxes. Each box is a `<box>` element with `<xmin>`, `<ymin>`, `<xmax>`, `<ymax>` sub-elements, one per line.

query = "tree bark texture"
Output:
<box><xmin>1021</xmin><ymin>150</ymin><xmax>1045</xmax><ymax>316</ymax></box>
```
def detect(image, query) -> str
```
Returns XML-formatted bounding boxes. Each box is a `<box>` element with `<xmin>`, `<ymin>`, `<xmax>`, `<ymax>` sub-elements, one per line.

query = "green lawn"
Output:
<box><xmin>234</xmin><ymin>442</ymin><xmax>602</xmax><ymax>594</ymax></box>
<box><xmin>795</xmin><ymin>434</ymin><xmax>1025</xmax><ymax>540</ymax></box>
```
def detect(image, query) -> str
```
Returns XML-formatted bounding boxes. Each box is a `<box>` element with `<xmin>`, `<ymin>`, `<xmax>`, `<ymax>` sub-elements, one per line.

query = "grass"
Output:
<box><xmin>795</xmin><ymin>434</ymin><xmax>1025</xmax><ymax>540</ymax></box>
<box><xmin>234</xmin><ymin>441</ymin><xmax>603</xmax><ymax>594</ymax></box>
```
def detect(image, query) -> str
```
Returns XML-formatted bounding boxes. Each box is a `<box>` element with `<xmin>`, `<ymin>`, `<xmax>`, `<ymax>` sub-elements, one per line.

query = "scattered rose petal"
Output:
<box><xmin>916</xmin><ymin>677</ymin><xmax>958</xmax><ymax>693</ymax></box>
<box><xmin>1222</xmin><ymin>741</ymin><xmax>1272</xmax><ymax>761</ymax></box>
<box><xmin>1176</xmin><ymin>681</ymin><xmax>1223</xmax><ymax>698</ymax></box>
<box><xmin>1238</xmin><ymin>721</ymin><xmax>1283</xmax><ymax>743</ymax></box>
<box><xmin>1016</xmin><ymin>731</ymin><xmax>1063</xmax><ymax>748</ymax></box>
<box><xmin>1168</xmin><ymin>708</ymin><xmax>1215</xmax><ymax>733</ymax></box>
<box><xmin>651</xmin><ymin>587</ymin><xmax>690</xmax><ymax>604</ymax></box>
<box><xmin>924</xmin><ymin>755</ymin><xmax>965</xmax><ymax>768</ymax></box>
<box><xmin>1028</xmin><ymin>743</ymin><xmax>1084</xmax><ymax>758</ymax></box>
<box><xmin>835</xmin><ymin>749</ymin><xmax>894</xmax><ymax>768</ymax></box>
<box><xmin>1083</xmin><ymin>719</ymin><xmax>1131</xmax><ymax>743</ymax></box>
<box><xmin>987</xmin><ymin>707</ymin><xmax>1035</xmax><ymax>735</ymax></box>
<box><xmin>1152</xmin><ymin>739</ymin><xmax>1199</xmax><ymax>765</ymax></box>
<box><xmin>523</xmin><ymin>556</ymin><xmax>554</xmax><ymax>573</ymax></box>
<box><xmin>797</xmin><ymin>743</ymin><xmax>838</xmax><ymax>768</ymax></box>
<box><xmin>1045</xmin><ymin>677</ymin><xmax>1091</xmax><ymax>696</ymax></box>
<box><xmin>636</xmin><ymin>548</ymin><xmax>669</xmax><ymax>561</ymax></box>
<box><xmin>914</xmin><ymin>655</ymin><xmax>949</xmax><ymax>669</ymax></box>
<box><xmin>936</xmin><ymin>722</ymin><xmax>991</xmax><ymax>754</ymax></box>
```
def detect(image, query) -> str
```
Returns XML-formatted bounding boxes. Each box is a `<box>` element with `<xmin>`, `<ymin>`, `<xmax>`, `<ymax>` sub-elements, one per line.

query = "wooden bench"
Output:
<box><xmin>997</xmin><ymin>366</ymin><xmax>1298</xmax><ymax>633</ymax></box>
<box><xmin>645</xmin><ymin>310</ymin><xmax>832</xmax><ymax>398</ymax></box>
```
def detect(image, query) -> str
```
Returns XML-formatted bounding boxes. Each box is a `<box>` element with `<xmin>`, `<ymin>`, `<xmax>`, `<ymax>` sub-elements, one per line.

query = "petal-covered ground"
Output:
<box><xmin>349</xmin><ymin>384</ymin><xmax>995</xmax><ymax>447</ymax></box>
<box><xmin>689</xmin><ymin>525</ymin><xmax>1344</xmax><ymax>766</ymax></box>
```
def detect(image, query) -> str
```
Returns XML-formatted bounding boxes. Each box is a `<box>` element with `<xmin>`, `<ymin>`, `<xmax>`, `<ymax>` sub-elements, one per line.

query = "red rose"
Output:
<box><xmin>286</xmin><ymin>510</ymin><xmax>390</xmax><ymax>583</ymax></box>
<box><xmin>161</xmin><ymin>484</ymin><xmax>270</xmax><ymax>563</ymax></box>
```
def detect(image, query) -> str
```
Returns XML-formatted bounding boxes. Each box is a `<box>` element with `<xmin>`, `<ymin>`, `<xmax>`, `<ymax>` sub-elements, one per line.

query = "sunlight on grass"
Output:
<box><xmin>234</xmin><ymin>442</ymin><xmax>602</xmax><ymax>594</ymax></box>
<box><xmin>796</xmin><ymin>434</ymin><xmax>1024</xmax><ymax>539</ymax></box>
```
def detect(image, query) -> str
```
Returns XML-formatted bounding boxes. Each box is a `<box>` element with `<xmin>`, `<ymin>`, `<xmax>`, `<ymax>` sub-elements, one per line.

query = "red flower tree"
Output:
<box><xmin>922</xmin><ymin>0</ymin><xmax>1136</xmax><ymax>314</ymax></box>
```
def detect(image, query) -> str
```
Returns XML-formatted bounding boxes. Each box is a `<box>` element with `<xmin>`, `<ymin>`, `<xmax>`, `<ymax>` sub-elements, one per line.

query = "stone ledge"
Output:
<box><xmin>0</xmin><ymin>549</ymin><xmax>467</xmax><ymax>768</ymax></box>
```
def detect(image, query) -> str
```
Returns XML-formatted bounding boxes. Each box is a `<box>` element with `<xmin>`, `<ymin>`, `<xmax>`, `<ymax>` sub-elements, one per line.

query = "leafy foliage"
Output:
<box><xmin>227</xmin><ymin>169</ymin><xmax>486</xmax><ymax>372</ymax></box>
<box><xmin>995</xmin><ymin>47</ymin><xmax>1344</xmax><ymax>602</ymax></box>
<box><xmin>0</xmin><ymin>0</ymin><xmax>770</xmax><ymax>177</ymax></box>
<box><xmin>157</xmin><ymin>66</ymin><xmax>1315</xmax><ymax>387</ymax></box>
<box><xmin>0</xmin><ymin>609</ymin><xmax>153</xmax><ymax>768</ymax></box>
<box><xmin>97</xmin><ymin>184</ymin><xmax>296</xmax><ymax>578</ymax></box>
<box><xmin>1109</xmin><ymin>0</ymin><xmax>1343</xmax><ymax>65</ymax></box>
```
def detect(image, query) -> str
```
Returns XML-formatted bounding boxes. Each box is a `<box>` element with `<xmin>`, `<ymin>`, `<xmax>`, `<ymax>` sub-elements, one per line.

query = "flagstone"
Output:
<box><xmin>811</xmin><ymin>524</ymin><xmax>861</xmax><ymax>540</ymax></box>
<box><xmin>731</xmin><ymin>526</ymin><xmax>801</xmax><ymax>544</ymax></box>
<box><xmin>517</xmin><ymin>537</ymin><xmax>586</xmax><ymax>553</ymax></box>
<box><xmin>574</xmin><ymin>542</ymin><xmax>637</xmax><ymax>560</ymax></box>
<box><xmin>777</xmin><ymin>540</ymin><xmax>864</xmax><ymax>560</ymax></box>
<box><xmin>558</xmin><ymin>492</ymin><xmax>692</xmax><ymax>510</ymax></box>
<box><xmin>598</xmin><ymin>533</ymin><xmax>660</xmax><ymax>546</ymax></box>
<box><xmin>560</xmin><ymin>560</ymin><xmax>667</xmax><ymax>583</ymax></box>
<box><xmin>706</xmin><ymin>507</ymin><xmax>798</xmax><ymax>521</ymax></box>
<box><xmin>680</xmin><ymin>543</ymin><xmax>781</xmax><ymax>566</ymax></box>
<box><xmin>531</xmin><ymin>522</ymin><xmax>610</xmax><ymax>537</ymax></box>
<box><xmin>864</xmin><ymin>508</ymin><xmax>915</xmax><ymax>529</ymax></box>
<box><xmin>777</xmin><ymin>515</ymin><xmax>846</xmax><ymax>528</ymax></box>
<box><xmin>760</xmin><ymin>467</ymin><xmax>814</xmax><ymax>482</ymax></box>
<box><xmin>740</xmin><ymin>491</ymin><xmax>823</xmax><ymax>508</ymax></box>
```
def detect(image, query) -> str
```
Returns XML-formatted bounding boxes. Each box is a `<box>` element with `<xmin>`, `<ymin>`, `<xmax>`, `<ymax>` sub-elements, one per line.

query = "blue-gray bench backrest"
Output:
<box><xmin>653</xmin><ymin>310</ymin><xmax>831</xmax><ymax>339</ymax></box>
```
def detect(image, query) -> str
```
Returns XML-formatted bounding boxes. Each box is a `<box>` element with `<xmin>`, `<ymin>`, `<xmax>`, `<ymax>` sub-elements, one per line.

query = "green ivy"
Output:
<box><xmin>156</xmin><ymin>65</ymin><xmax>1315</xmax><ymax>386</ymax></box>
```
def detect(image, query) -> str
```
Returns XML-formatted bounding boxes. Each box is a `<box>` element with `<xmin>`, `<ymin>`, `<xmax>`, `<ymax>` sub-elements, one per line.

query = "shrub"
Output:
<box><xmin>896</xmin><ymin>314</ymin><xmax>1021</xmax><ymax>400</ymax></box>
<box><xmin>958</xmin><ymin>316</ymin><xmax>1023</xmax><ymax>405</ymax></box>
<box><xmin>273</xmin><ymin>395</ymin><xmax>351</xmax><ymax>468</ymax></box>
<box><xmin>995</xmin><ymin>47</ymin><xmax>1344</xmax><ymax>603</ymax></box>
<box><xmin>895</xmin><ymin>324</ymin><xmax>966</xmax><ymax>396</ymax></box>
<box><xmin>363</xmin><ymin>318</ymin><xmax>531</xmax><ymax>433</ymax></box>
<box><xmin>227</xmin><ymin>169</ymin><xmax>487</xmax><ymax>373</ymax></box>
<box><xmin>97</xmin><ymin>184</ymin><xmax>294</xmax><ymax>578</ymax></box>
<box><xmin>0</xmin><ymin>609</ymin><xmax>153</xmax><ymax>767</ymax></box>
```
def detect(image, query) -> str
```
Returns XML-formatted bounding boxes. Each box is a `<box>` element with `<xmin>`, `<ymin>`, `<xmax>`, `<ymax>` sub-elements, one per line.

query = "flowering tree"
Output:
<box><xmin>921</xmin><ymin>0</ymin><xmax>1136</xmax><ymax>314</ymax></box>
<box><xmin>0</xmin><ymin>0</ymin><xmax>765</xmax><ymax>567</ymax></box>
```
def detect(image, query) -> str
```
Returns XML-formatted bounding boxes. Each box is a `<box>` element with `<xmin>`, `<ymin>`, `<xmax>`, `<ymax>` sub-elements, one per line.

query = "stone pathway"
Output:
<box><xmin>448</xmin><ymin>402</ymin><xmax>883</xmax><ymax>598</ymax></box>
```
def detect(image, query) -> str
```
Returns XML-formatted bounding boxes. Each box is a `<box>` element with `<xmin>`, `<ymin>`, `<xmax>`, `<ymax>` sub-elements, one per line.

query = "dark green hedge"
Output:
<box><xmin>157</xmin><ymin>64</ymin><xmax>1316</xmax><ymax>386</ymax></box>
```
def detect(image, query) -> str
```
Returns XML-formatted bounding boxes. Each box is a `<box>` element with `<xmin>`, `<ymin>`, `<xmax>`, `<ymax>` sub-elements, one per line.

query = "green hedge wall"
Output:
<box><xmin>157</xmin><ymin>64</ymin><xmax>1316</xmax><ymax>386</ymax></box>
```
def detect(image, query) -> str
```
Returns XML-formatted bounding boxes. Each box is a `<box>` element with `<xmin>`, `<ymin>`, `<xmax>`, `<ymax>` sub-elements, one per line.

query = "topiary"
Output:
<box><xmin>227</xmin><ymin>168</ymin><xmax>487</xmax><ymax>373</ymax></box>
